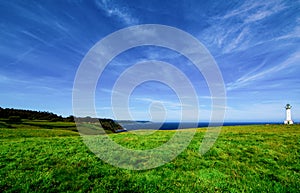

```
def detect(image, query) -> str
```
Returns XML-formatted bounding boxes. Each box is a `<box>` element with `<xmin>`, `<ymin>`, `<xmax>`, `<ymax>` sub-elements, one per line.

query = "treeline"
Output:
<box><xmin>0</xmin><ymin>107</ymin><xmax>74</xmax><ymax>122</ymax></box>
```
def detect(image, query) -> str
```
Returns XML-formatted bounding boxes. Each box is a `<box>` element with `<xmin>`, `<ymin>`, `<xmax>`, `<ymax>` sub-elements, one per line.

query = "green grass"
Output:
<box><xmin>0</xmin><ymin>118</ymin><xmax>77</xmax><ymax>131</ymax></box>
<box><xmin>0</xmin><ymin>122</ymin><xmax>299</xmax><ymax>192</ymax></box>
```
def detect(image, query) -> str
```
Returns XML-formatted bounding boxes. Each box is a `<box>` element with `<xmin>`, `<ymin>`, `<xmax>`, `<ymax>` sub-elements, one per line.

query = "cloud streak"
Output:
<box><xmin>94</xmin><ymin>0</ymin><xmax>139</xmax><ymax>25</ymax></box>
<box><xmin>227</xmin><ymin>52</ymin><xmax>300</xmax><ymax>91</ymax></box>
<box><xmin>200</xmin><ymin>0</ymin><xmax>292</xmax><ymax>55</ymax></box>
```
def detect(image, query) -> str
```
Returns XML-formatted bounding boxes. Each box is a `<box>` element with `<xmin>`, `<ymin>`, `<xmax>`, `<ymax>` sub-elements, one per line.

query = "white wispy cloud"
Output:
<box><xmin>134</xmin><ymin>97</ymin><xmax>195</xmax><ymax>109</ymax></box>
<box><xmin>223</xmin><ymin>0</ymin><xmax>286</xmax><ymax>23</ymax></box>
<box><xmin>223</xmin><ymin>27</ymin><xmax>250</xmax><ymax>54</ymax></box>
<box><xmin>275</xmin><ymin>18</ymin><xmax>300</xmax><ymax>40</ymax></box>
<box><xmin>135</xmin><ymin>97</ymin><xmax>181</xmax><ymax>108</ymax></box>
<box><xmin>21</xmin><ymin>30</ymin><xmax>51</xmax><ymax>46</ymax></box>
<box><xmin>9</xmin><ymin>46</ymin><xmax>36</xmax><ymax>65</ymax></box>
<box><xmin>203</xmin><ymin>0</ymin><xmax>289</xmax><ymax>54</ymax></box>
<box><xmin>94</xmin><ymin>0</ymin><xmax>139</xmax><ymax>25</ymax></box>
<box><xmin>227</xmin><ymin>52</ymin><xmax>300</xmax><ymax>91</ymax></box>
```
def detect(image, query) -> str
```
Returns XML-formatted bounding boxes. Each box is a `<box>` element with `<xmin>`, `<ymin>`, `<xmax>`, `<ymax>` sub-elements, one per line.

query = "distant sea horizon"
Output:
<box><xmin>117</xmin><ymin>121</ymin><xmax>286</xmax><ymax>131</ymax></box>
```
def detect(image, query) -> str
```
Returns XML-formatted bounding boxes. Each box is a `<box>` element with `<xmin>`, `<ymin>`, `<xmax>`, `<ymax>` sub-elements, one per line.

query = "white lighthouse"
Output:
<box><xmin>284</xmin><ymin>104</ymin><xmax>293</xmax><ymax>124</ymax></box>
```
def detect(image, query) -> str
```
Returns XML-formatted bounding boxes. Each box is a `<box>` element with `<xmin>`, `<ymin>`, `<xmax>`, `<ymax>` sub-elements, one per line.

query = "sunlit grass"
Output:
<box><xmin>0</xmin><ymin>123</ymin><xmax>299</xmax><ymax>192</ymax></box>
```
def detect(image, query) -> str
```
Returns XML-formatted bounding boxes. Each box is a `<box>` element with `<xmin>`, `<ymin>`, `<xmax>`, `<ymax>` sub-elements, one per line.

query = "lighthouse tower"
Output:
<box><xmin>284</xmin><ymin>104</ymin><xmax>293</xmax><ymax>124</ymax></box>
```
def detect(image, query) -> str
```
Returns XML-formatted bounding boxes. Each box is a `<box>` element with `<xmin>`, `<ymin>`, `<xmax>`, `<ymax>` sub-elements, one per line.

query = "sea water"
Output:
<box><xmin>118</xmin><ymin>121</ymin><xmax>281</xmax><ymax>131</ymax></box>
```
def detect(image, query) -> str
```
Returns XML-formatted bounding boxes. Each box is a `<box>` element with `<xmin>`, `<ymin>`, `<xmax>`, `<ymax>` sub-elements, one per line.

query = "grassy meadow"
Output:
<box><xmin>0</xmin><ymin>119</ymin><xmax>299</xmax><ymax>192</ymax></box>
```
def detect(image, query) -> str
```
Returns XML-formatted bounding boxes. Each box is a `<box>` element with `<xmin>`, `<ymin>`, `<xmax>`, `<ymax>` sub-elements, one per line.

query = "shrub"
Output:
<box><xmin>8</xmin><ymin>116</ymin><xmax>22</xmax><ymax>123</ymax></box>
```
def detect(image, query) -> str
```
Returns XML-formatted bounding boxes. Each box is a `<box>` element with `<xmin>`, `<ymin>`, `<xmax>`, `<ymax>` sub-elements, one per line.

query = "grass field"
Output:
<box><xmin>0</xmin><ymin>120</ymin><xmax>299</xmax><ymax>192</ymax></box>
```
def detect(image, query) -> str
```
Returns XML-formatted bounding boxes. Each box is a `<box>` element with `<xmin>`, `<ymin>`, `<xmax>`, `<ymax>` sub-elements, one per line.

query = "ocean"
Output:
<box><xmin>118</xmin><ymin>121</ymin><xmax>282</xmax><ymax>131</ymax></box>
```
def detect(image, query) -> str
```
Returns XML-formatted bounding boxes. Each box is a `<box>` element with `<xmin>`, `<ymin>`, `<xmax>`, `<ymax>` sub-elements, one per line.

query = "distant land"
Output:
<box><xmin>0</xmin><ymin>107</ymin><xmax>125</xmax><ymax>133</ymax></box>
<box><xmin>1</xmin><ymin>107</ymin><xmax>293</xmax><ymax>132</ymax></box>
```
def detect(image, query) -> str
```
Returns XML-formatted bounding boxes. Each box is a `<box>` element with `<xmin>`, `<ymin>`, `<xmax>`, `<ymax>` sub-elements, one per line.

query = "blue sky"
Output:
<box><xmin>0</xmin><ymin>0</ymin><xmax>299</xmax><ymax>122</ymax></box>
